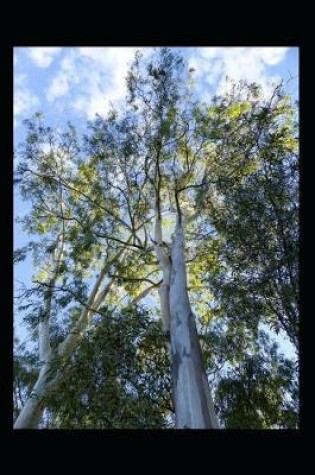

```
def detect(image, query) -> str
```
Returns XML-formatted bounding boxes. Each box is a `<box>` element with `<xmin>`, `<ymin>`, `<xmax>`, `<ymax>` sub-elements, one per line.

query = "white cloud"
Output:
<box><xmin>46</xmin><ymin>47</ymin><xmax>151</xmax><ymax>119</ymax></box>
<box><xmin>27</xmin><ymin>47</ymin><xmax>62</xmax><ymax>68</ymax></box>
<box><xmin>187</xmin><ymin>47</ymin><xmax>289</xmax><ymax>98</ymax></box>
<box><xmin>23</xmin><ymin>46</ymin><xmax>291</xmax><ymax>127</ymax></box>
<box><xmin>74</xmin><ymin>47</ymin><xmax>142</xmax><ymax>118</ymax></box>
<box><xmin>14</xmin><ymin>74</ymin><xmax>40</xmax><ymax>127</ymax></box>
<box><xmin>258</xmin><ymin>47</ymin><xmax>288</xmax><ymax>65</ymax></box>
<box><xmin>41</xmin><ymin>143</ymin><xmax>51</xmax><ymax>154</ymax></box>
<box><xmin>47</xmin><ymin>72</ymin><xmax>70</xmax><ymax>100</ymax></box>
<box><xmin>46</xmin><ymin>50</ymin><xmax>78</xmax><ymax>102</ymax></box>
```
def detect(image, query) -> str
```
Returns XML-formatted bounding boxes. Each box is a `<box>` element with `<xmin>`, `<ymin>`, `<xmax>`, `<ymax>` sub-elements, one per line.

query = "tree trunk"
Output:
<box><xmin>169</xmin><ymin>226</ymin><xmax>219</xmax><ymax>429</ymax></box>
<box><xmin>13</xmin><ymin>242</ymin><xmax>129</xmax><ymax>429</ymax></box>
<box><xmin>13</xmin><ymin>366</ymin><xmax>50</xmax><ymax>429</ymax></box>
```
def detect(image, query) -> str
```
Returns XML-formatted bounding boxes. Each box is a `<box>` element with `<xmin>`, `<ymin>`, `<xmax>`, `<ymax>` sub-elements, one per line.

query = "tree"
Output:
<box><xmin>196</xmin><ymin>82</ymin><xmax>298</xmax><ymax>349</ymax></box>
<box><xmin>14</xmin><ymin>48</ymin><xmax>298</xmax><ymax>429</ymax></box>
<box><xmin>215</xmin><ymin>330</ymin><xmax>298</xmax><ymax>429</ymax></box>
<box><xmin>14</xmin><ymin>117</ymin><xmax>142</xmax><ymax>427</ymax></box>
<box><xmin>35</xmin><ymin>305</ymin><xmax>171</xmax><ymax>429</ymax></box>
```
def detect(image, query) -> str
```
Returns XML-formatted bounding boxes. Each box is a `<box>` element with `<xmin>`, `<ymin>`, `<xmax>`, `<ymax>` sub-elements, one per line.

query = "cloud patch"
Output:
<box><xmin>14</xmin><ymin>74</ymin><xmax>40</xmax><ymax>127</ymax></box>
<box><xmin>17</xmin><ymin>47</ymin><xmax>292</xmax><ymax>128</ymax></box>
<box><xmin>188</xmin><ymin>47</ymin><xmax>289</xmax><ymax>99</ymax></box>
<box><xmin>27</xmin><ymin>47</ymin><xmax>62</xmax><ymax>68</ymax></box>
<box><xmin>46</xmin><ymin>47</ymin><xmax>151</xmax><ymax>119</ymax></box>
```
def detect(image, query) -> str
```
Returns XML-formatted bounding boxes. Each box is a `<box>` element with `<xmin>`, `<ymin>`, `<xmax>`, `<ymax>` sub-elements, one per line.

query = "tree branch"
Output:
<box><xmin>128</xmin><ymin>280</ymin><xmax>162</xmax><ymax>306</ymax></box>
<box><xmin>108</xmin><ymin>273</ymin><xmax>159</xmax><ymax>286</ymax></box>
<box><xmin>57</xmin><ymin>237</ymin><xmax>132</xmax><ymax>358</ymax></box>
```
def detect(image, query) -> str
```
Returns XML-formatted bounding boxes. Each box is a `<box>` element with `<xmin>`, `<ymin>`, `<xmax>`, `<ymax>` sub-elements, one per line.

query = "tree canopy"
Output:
<box><xmin>14</xmin><ymin>48</ymin><xmax>299</xmax><ymax>429</ymax></box>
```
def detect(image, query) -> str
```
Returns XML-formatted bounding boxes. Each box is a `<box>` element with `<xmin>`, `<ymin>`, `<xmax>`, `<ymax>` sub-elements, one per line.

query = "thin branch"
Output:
<box><xmin>24</xmin><ymin>168</ymin><xmax>131</xmax><ymax>230</ymax></box>
<box><xmin>33</xmin><ymin>281</ymin><xmax>108</xmax><ymax>319</ymax></box>
<box><xmin>108</xmin><ymin>273</ymin><xmax>159</xmax><ymax>286</ymax></box>
<box><xmin>56</xmin><ymin>237</ymin><xmax>132</xmax><ymax>358</ymax></box>
<box><xmin>128</xmin><ymin>280</ymin><xmax>162</xmax><ymax>306</ymax></box>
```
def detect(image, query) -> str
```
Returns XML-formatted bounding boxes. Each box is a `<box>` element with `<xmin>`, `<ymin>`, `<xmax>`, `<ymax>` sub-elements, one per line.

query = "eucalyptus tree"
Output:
<box><xmin>83</xmin><ymin>49</ymin><xmax>220</xmax><ymax>428</ymax></box>
<box><xmin>44</xmin><ymin>305</ymin><xmax>172</xmax><ymax>429</ymax></box>
<box><xmin>14</xmin><ymin>48</ymin><xmax>298</xmax><ymax>429</ymax></box>
<box><xmin>193</xmin><ymin>81</ymin><xmax>299</xmax><ymax>350</ymax></box>
<box><xmin>14</xmin><ymin>115</ymin><xmax>154</xmax><ymax>428</ymax></box>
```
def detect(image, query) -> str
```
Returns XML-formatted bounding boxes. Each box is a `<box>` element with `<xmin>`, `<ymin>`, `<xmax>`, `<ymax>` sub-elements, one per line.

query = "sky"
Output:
<box><xmin>13</xmin><ymin>46</ymin><xmax>299</xmax><ymax>355</ymax></box>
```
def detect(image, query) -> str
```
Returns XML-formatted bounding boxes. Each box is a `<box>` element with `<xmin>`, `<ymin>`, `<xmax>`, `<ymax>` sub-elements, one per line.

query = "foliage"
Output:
<box><xmin>14</xmin><ymin>48</ymin><xmax>299</xmax><ymax>429</ymax></box>
<box><xmin>45</xmin><ymin>306</ymin><xmax>172</xmax><ymax>428</ymax></box>
<box><xmin>215</xmin><ymin>331</ymin><xmax>298</xmax><ymax>429</ymax></box>
<box><xmin>198</xmin><ymin>83</ymin><xmax>299</xmax><ymax>348</ymax></box>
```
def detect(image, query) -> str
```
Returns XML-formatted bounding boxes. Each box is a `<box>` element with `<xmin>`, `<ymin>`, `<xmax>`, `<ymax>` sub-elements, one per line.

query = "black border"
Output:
<box><xmin>2</xmin><ymin>30</ymin><xmax>305</xmax><ymax>454</ymax></box>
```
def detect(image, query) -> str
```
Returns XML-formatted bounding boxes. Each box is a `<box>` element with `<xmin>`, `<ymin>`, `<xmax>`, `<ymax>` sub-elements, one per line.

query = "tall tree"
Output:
<box><xmin>197</xmin><ymin>81</ymin><xmax>298</xmax><ymax>349</ymax></box>
<box><xmin>14</xmin><ymin>49</ymin><xmax>298</xmax><ymax>429</ymax></box>
<box><xmin>14</xmin><ymin>116</ymin><xmax>151</xmax><ymax>427</ymax></box>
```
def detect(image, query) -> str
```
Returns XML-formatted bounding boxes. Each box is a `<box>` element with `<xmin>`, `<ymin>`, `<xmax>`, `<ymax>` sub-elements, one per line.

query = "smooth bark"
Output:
<box><xmin>13</xmin><ymin>365</ymin><xmax>51</xmax><ymax>429</ymax></box>
<box><xmin>169</xmin><ymin>225</ymin><xmax>218</xmax><ymax>429</ymax></box>
<box><xmin>154</xmin><ymin>215</ymin><xmax>172</xmax><ymax>335</ymax></box>
<box><xmin>14</xmin><ymin>245</ymin><xmax>128</xmax><ymax>429</ymax></box>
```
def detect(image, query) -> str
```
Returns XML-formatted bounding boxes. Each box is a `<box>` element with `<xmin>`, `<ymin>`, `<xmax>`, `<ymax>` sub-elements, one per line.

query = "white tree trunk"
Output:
<box><xmin>14</xmin><ymin>244</ymin><xmax>128</xmax><ymax>429</ymax></box>
<box><xmin>169</xmin><ymin>226</ymin><xmax>219</xmax><ymax>429</ymax></box>
<box><xmin>13</xmin><ymin>366</ymin><xmax>50</xmax><ymax>429</ymax></box>
<box><xmin>154</xmin><ymin>215</ymin><xmax>172</xmax><ymax>335</ymax></box>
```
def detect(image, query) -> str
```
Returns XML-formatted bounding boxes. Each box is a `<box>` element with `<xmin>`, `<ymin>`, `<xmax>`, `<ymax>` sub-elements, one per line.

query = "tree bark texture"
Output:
<box><xmin>169</xmin><ymin>226</ymin><xmax>219</xmax><ymax>429</ymax></box>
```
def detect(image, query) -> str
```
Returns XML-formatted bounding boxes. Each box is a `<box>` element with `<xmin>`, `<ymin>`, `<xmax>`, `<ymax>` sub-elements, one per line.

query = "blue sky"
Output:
<box><xmin>14</xmin><ymin>46</ymin><xmax>299</xmax><ymax>353</ymax></box>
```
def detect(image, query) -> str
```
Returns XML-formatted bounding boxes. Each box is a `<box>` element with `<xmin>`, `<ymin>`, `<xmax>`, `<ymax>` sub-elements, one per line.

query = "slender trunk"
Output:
<box><xmin>14</xmin><ymin>239</ymin><xmax>63</xmax><ymax>429</ymax></box>
<box><xmin>169</xmin><ymin>226</ymin><xmax>218</xmax><ymax>429</ymax></box>
<box><xmin>14</xmin><ymin>244</ymin><xmax>128</xmax><ymax>429</ymax></box>
<box><xmin>13</xmin><ymin>365</ymin><xmax>50</xmax><ymax>429</ymax></box>
<box><xmin>154</xmin><ymin>213</ymin><xmax>172</xmax><ymax>336</ymax></box>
